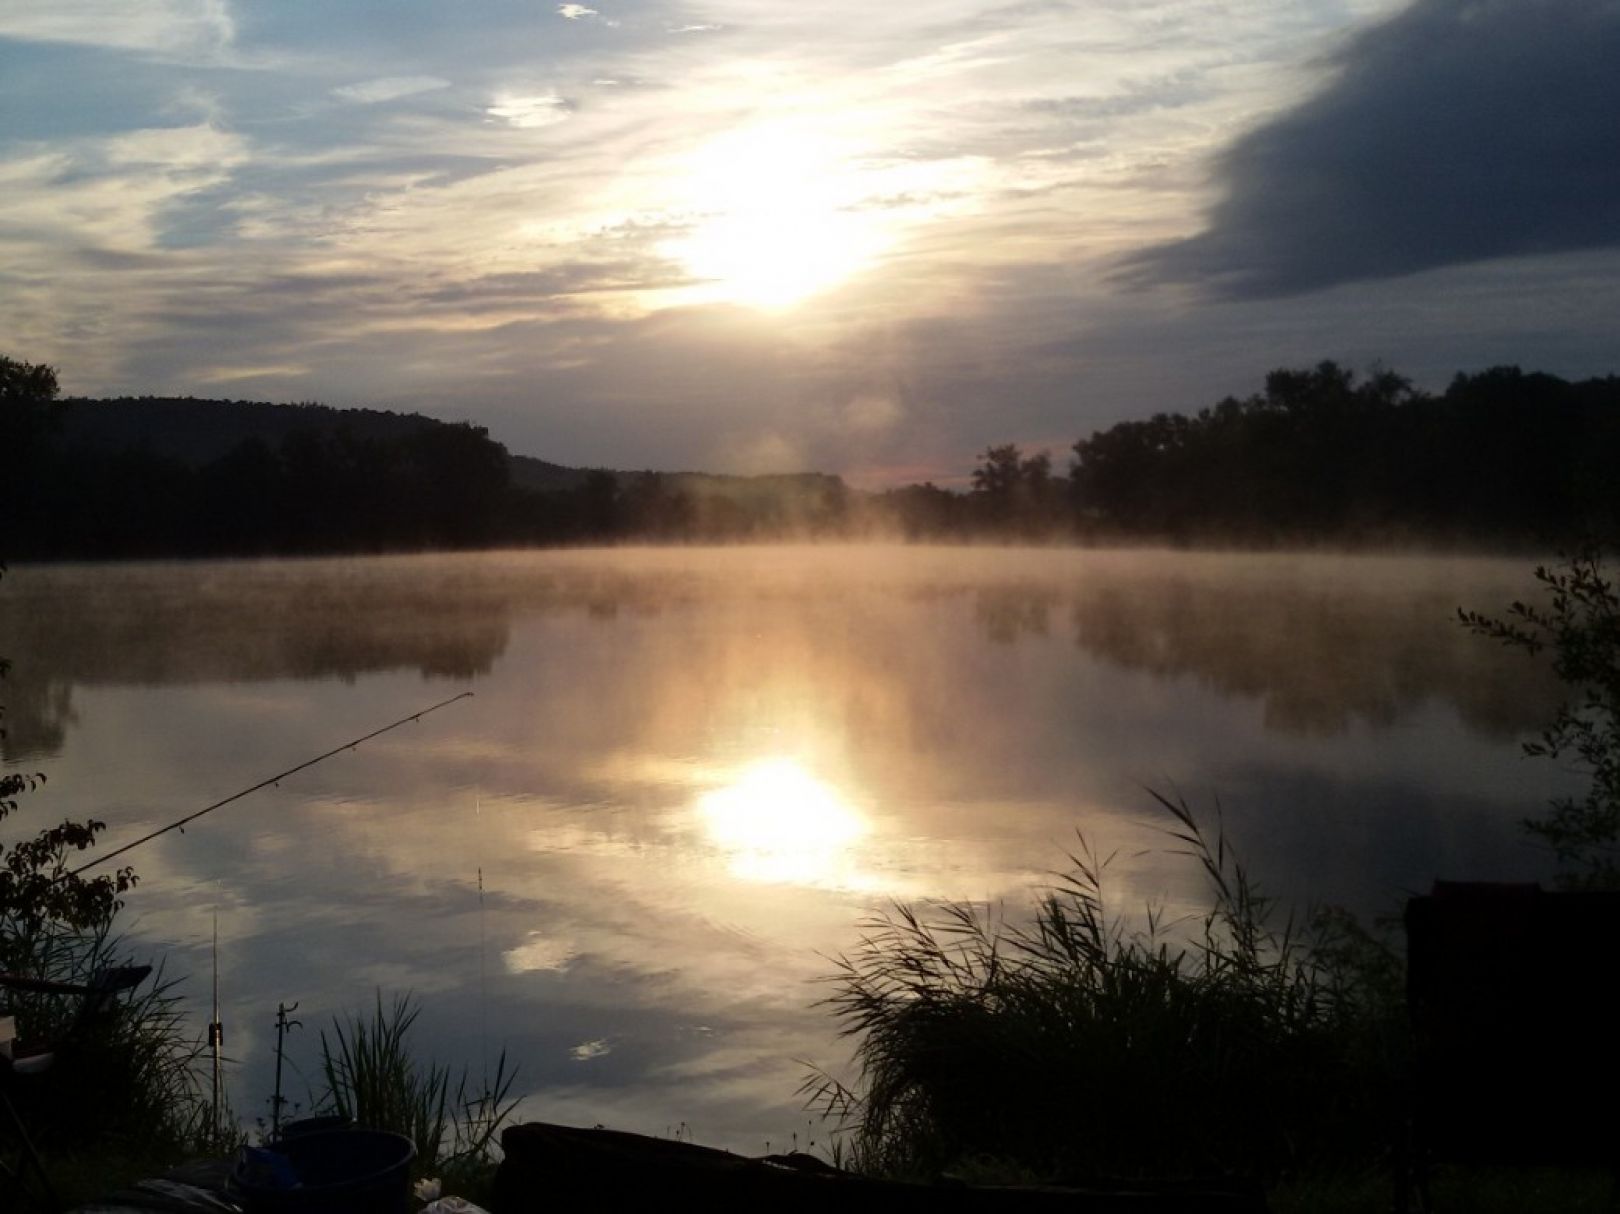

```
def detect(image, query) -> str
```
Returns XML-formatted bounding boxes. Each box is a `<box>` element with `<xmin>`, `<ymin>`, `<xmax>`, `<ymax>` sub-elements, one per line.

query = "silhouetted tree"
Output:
<box><xmin>971</xmin><ymin>444</ymin><xmax>1061</xmax><ymax>535</ymax></box>
<box><xmin>874</xmin><ymin>482</ymin><xmax>962</xmax><ymax>539</ymax></box>
<box><xmin>1</xmin><ymin>356</ymin><xmax>136</xmax><ymax>940</ymax></box>
<box><xmin>972</xmin><ymin>444</ymin><xmax>1025</xmax><ymax>500</ymax></box>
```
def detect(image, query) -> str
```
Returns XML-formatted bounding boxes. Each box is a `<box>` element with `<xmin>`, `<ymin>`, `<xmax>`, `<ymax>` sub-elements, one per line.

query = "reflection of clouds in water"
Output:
<box><xmin>504</xmin><ymin>933</ymin><xmax>577</xmax><ymax>974</ymax></box>
<box><xmin>1</xmin><ymin>546</ymin><xmax>1575</xmax><ymax>1150</ymax></box>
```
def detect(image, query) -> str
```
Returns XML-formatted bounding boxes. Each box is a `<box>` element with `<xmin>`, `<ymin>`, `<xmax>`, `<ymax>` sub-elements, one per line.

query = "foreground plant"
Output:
<box><xmin>803</xmin><ymin>794</ymin><xmax>1403</xmax><ymax>1183</ymax></box>
<box><xmin>319</xmin><ymin>991</ymin><xmax>520</xmax><ymax>1185</ymax></box>
<box><xmin>1</xmin><ymin>923</ymin><xmax>224</xmax><ymax>1168</ymax></box>
<box><xmin>1460</xmin><ymin>543</ymin><xmax>1620</xmax><ymax>886</ymax></box>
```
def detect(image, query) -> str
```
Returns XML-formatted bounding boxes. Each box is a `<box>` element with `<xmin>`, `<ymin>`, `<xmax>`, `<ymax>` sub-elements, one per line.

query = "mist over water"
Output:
<box><xmin>0</xmin><ymin>545</ymin><xmax>1572</xmax><ymax>1147</ymax></box>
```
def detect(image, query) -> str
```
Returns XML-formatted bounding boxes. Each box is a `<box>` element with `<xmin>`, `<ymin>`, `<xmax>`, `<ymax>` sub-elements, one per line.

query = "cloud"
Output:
<box><xmin>1122</xmin><ymin>0</ymin><xmax>1620</xmax><ymax>298</ymax></box>
<box><xmin>486</xmin><ymin>92</ymin><xmax>573</xmax><ymax>128</ymax></box>
<box><xmin>331</xmin><ymin>76</ymin><xmax>450</xmax><ymax>105</ymax></box>
<box><xmin>504</xmin><ymin>932</ymin><xmax>577</xmax><ymax>973</ymax></box>
<box><xmin>0</xmin><ymin>124</ymin><xmax>248</xmax><ymax>260</ymax></box>
<box><xmin>0</xmin><ymin>0</ymin><xmax>234</xmax><ymax>58</ymax></box>
<box><xmin>556</xmin><ymin>3</ymin><xmax>621</xmax><ymax>29</ymax></box>
<box><xmin>842</xmin><ymin>393</ymin><xmax>902</xmax><ymax>433</ymax></box>
<box><xmin>193</xmin><ymin>363</ymin><xmax>311</xmax><ymax>384</ymax></box>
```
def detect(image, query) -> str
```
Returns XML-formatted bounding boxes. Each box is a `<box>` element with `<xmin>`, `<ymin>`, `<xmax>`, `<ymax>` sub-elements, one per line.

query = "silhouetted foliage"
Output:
<box><xmin>870</xmin><ymin>482</ymin><xmax>964</xmax><ymax>539</ymax></box>
<box><xmin>1070</xmin><ymin>362</ymin><xmax>1620</xmax><ymax>545</ymax></box>
<box><xmin>1</xmin><ymin>356</ymin><xmax>136</xmax><ymax>942</ymax></box>
<box><xmin>13</xmin><ymin>396</ymin><xmax>513</xmax><ymax>559</ymax></box>
<box><xmin>0</xmin><ymin>355</ymin><xmax>63</xmax><ymax>454</ymax></box>
<box><xmin>14</xmin><ymin>387</ymin><xmax>862</xmax><ymax>556</ymax></box>
<box><xmin>806</xmin><ymin>796</ymin><xmax>1404</xmax><ymax>1182</ymax></box>
<box><xmin>969</xmin><ymin>444</ymin><xmax>1059</xmax><ymax>537</ymax></box>
<box><xmin>1461</xmin><ymin>544</ymin><xmax>1620</xmax><ymax>886</ymax></box>
<box><xmin>10</xmin><ymin>357</ymin><xmax>1619</xmax><ymax>557</ymax></box>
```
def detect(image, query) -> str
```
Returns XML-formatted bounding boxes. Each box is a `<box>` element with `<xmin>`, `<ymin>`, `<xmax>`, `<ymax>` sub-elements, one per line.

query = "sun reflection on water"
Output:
<box><xmin>696</xmin><ymin>757</ymin><xmax>870</xmax><ymax>888</ymax></box>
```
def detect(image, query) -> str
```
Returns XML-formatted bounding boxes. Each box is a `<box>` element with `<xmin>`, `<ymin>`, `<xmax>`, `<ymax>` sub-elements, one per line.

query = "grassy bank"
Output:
<box><xmin>805</xmin><ymin>794</ymin><xmax>1408</xmax><ymax>1187</ymax></box>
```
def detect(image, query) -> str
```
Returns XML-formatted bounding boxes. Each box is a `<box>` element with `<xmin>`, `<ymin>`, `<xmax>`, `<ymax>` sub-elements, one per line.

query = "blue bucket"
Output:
<box><xmin>278</xmin><ymin>1115</ymin><xmax>354</xmax><ymax>1141</ymax></box>
<box><xmin>233</xmin><ymin>1128</ymin><xmax>416</xmax><ymax>1214</ymax></box>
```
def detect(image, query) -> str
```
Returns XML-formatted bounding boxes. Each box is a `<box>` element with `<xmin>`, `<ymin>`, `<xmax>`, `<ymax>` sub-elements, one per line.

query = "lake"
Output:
<box><xmin>0</xmin><ymin>545</ymin><xmax>1573</xmax><ymax>1150</ymax></box>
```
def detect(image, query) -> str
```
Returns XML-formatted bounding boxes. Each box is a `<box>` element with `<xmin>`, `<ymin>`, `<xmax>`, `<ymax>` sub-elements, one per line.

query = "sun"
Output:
<box><xmin>696</xmin><ymin>757</ymin><xmax>869</xmax><ymax>885</ymax></box>
<box><xmin>664</xmin><ymin>123</ymin><xmax>887</xmax><ymax>310</ymax></box>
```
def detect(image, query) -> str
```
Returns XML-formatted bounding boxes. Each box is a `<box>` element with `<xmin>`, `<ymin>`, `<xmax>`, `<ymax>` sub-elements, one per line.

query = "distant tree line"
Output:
<box><xmin>1</xmin><ymin>360</ymin><xmax>853</xmax><ymax>558</ymax></box>
<box><xmin>4</xmin><ymin>355</ymin><xmax>1617</xmax><ymax>559</ymax></box>
<box><xmin>10</xmin><ymin>401</ymin><xmax>513</xmax><ymax>560</ymax></box>
<box><xmin>1063</xmin><ymin>363</ymin><xmax>1620</xmax><ymax>544</ymax></box>
<box><xmin>876</xmin><ymin>362</ymin><xmax>1620</xmax><ymax>546</ymax></box>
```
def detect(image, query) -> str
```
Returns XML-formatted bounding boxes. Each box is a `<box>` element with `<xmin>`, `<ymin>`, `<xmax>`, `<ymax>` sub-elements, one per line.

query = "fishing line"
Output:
<box><xmin>476</xmin><ymin>788</ymin><xmax>489</xmax><ymax>1088</ymax></box>
<box><xmin>65</xmin><ymin>690</ymin><xmax>475</xmax><ymax>879</ymax></box>
<box><xmin>210</xmin><ymin>906</ymin><xmax>223</xmax><ymax>1143</ymax></box>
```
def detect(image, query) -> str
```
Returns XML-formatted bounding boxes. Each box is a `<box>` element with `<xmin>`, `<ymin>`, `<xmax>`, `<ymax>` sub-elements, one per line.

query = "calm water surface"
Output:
<box><xmin>0</xmin><ymin>546</ymin><xmax>1572</xmax><ymax>1148</ymax></box>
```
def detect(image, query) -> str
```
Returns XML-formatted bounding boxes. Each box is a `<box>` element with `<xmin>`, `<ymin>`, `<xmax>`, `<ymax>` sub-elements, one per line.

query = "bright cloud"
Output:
<box><xmin>486</xmin><ymin>92</ymin><xmax>572</xmax><ymax>128</ymax></box>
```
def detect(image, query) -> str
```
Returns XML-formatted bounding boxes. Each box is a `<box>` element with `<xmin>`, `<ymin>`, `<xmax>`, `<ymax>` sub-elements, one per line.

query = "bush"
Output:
<box><xmin>803</xmin><ymin>794</ymin><xmax>1404</xmax><ymax>1183</ymax></box>
<box><xmin>1461</xmin><ymin>544</ymin><xmax>1620</xmax><ymax>886</ymax></box>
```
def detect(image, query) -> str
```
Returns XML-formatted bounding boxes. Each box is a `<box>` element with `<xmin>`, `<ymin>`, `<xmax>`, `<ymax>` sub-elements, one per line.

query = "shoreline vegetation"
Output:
<box><xmin>6</xmin><ymin>356</ymin><xmax>1619</xmax><ymax>561</ymax></box>
<box><xmin>804</xmin><ymin>792</ymin><xmax>1408</xmax><ymax>1186</ymax></box>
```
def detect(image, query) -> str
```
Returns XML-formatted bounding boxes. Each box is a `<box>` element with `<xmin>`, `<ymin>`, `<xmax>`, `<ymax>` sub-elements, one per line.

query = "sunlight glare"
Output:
<box><xmin>664</xmin><ymin>124</ymin><xmax>887</xmax><ymax>310</ymax></box>
<box><xmin>697</xmin><ymin>757</ymin><xmax>869</xmax><ymax>886</ymax></box>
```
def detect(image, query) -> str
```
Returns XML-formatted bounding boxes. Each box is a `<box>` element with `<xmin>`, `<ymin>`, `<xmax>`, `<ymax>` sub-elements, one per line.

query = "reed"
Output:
<box><xmin>803</xmin><ymin>792</ymin><xmax>1405</xmax><ymax>1183</ymax></box>
<box><xmin>0</xmin><ymin>922</ymin><xmax>221</xmax><ymax>1154</ymax></box>
<box><xmin>317</xmin><ymin>990</ymin><xmax>519</xmax><ymax>1181</ymax></box>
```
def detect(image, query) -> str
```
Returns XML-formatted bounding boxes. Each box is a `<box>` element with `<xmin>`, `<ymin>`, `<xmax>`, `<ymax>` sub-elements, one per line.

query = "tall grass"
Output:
<box><xmin>803</xmin><ymin>793</ymin><xmax>1405</xmax><ymax>1184</ymax></box>
<box><xmin>318</xmin><ymin>991</ymin><xmax>519</xmax><ymax>1183</ymax></box>
<box><xmin>0</xmin><ymin>922</ymin><xmax>227</xmax><ymax>1158</ymax></box>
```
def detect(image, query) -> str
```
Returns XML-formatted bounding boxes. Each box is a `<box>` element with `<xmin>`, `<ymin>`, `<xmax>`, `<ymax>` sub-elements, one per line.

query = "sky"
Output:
<box><xmin>2</xmin><ymin>0</ymin><xmax>1617</xmax><ymax>485</ymax></box>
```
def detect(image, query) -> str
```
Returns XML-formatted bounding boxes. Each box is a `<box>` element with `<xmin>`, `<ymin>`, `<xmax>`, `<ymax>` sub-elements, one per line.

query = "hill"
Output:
<box><xmin>58</xmin><ymin>400</ymin><xmax>847</xmax><ymax>510</ymax></box>
<box><xmin>57</xmin><ymin>396</ymin><xmax>618</xmax><ymax>495</ymax></box>
<box><xmin>56</xmin><ymin>396</ymin><xmax>448</xmax><ymax>465</ymax></box>
<box><xmin>14</xmin><ymin>391</ymin><xmax>855</xmax><ymax>558</ymax></box>
<box><xmin>509</xmin><ymin>454</ymin><xmax>595</xmax><ymax>493</ymax></box>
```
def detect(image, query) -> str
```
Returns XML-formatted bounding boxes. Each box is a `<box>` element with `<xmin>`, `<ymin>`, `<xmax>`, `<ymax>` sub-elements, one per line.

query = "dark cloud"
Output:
<box><xmin>1122</xmin><ymin>0</ymin><xmax>1620</xmax><ymax>298</ymax></box>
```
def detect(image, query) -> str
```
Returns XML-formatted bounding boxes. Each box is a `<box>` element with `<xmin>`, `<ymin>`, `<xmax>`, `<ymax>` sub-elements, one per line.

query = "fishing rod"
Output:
<box><xmin>65</xmin><ymin>691</ymin><xmax>475</xmax><ymax>879</ymax></box>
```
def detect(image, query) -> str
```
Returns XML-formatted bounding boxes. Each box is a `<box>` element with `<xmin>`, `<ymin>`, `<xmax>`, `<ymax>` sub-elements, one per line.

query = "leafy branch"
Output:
<box><xmin>1460</xmin><ymin>544</ymin><xmax>1620</xmax><ymax>885</ymax></box>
